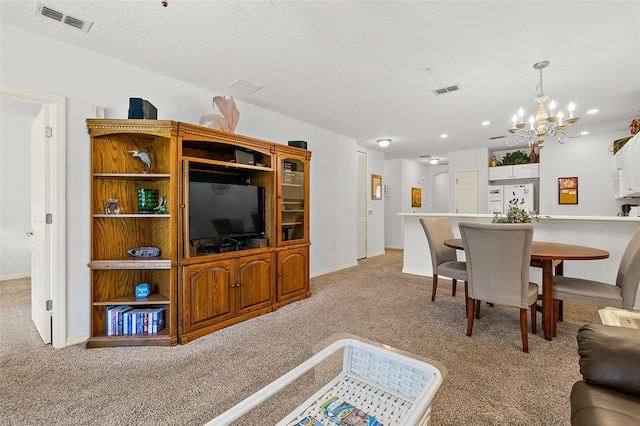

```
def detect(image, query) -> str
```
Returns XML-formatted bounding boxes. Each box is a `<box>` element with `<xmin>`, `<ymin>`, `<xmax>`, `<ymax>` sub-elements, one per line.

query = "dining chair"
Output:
<box><xmin>419</xmin><ymin>217</ymin><xmax>468</xmax><ymax>302</ymax></box>
<box><xmin>459</xmin><ymin>222</ymin><xmax>538</xmax><ymax>353</ymax></box>
<box><xmin>552</xmin><ymin>226</ymin><xmax>640</xmax><ymax>336</ymax></box>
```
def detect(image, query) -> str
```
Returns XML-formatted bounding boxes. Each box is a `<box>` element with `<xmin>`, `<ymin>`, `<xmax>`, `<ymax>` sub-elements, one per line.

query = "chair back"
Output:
<box><xmin>420</xmin><ymin>217</ymin><xmax>457</xmax><ymax>267</ymax></box>
<box><xmin>459</xmin><ymin>222</ymin><xmax>534</xmax><ymax>308</ymax></box>
<box><xmin>617</xmin><ymin>227</ymin><xmax>640</xmax><ymax>309</ymax></box>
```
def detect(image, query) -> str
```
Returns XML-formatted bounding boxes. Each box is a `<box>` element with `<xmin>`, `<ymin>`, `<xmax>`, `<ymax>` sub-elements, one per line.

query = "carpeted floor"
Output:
<box><xmin>0</xmin><ymin>251</ymin><xmax>600</xmax><ymax>425</ymax></box>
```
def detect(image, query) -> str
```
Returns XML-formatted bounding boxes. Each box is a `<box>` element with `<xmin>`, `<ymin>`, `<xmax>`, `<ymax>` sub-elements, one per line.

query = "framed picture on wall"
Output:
<box><xmin>411</xmin><ymin>187</ymin><xmax>422</xmax><ymax>207</ymax></box>
<box><xmin>371</xmin><ymin>174</ymin><xmax>382</xmax><ymax>200</ymax></box>
<box><xmin>558</xmin><ymin>177</ymin><xmax>578</xmax><ymax>204</ymax></box>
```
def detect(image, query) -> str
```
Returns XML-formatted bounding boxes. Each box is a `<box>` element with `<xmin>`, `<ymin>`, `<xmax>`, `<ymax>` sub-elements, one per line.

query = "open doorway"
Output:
<box><xmin>0</xmin><ymin>84</ymin><xmax>66</xmax><ymax>348</ymax></box>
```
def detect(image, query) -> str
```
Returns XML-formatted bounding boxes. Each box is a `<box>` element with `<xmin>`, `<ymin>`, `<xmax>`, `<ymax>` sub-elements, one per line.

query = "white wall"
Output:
<box><xmin>383</xmin><ymin>158</ymin><xmax>428</xmax><ymax>249</ymax></box>
<box><xmin>1</xmin><ymin>24</ymin><xmax>359</xmax><ymax>344</ymax></box>
<box><xmin>0</xmin><ymin>102</ymin><xmax>34</xmax><ymax>279</ymax></box>
<box><xmin>539</xmin><ymin>131</ymin><xmax>631</xmax><ymax>216</ymax></box>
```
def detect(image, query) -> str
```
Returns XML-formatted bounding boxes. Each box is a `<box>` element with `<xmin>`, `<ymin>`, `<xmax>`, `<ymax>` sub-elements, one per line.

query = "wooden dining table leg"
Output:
<box><xmin>541</xmin><ymin>259</ymin><xmax>554</xmax><ymax>340</ymax></box>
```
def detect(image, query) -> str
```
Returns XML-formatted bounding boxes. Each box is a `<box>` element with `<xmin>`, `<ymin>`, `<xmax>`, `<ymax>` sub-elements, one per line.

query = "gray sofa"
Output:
<box><xmin>571</xmin><ymin>324</ymin><xmax>640</xmax><ymax>425</ymax></box>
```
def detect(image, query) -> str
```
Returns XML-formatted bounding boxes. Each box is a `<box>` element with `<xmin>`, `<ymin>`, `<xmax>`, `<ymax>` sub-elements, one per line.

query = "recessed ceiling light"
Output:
<box><xmin>440</xmin><ymin>134</ymin><xmax>448</xmax><ymax>138</ymax></box>
<box><xmin>481</xmin><ymin>121</ymin><xmax>490</xmax><ymax>126</ymax></box>
<box><xmin>377</xmin><ymin>138</ymin><xmax>391</xmax><ymax>148</ymax></box>
<box><xmin>586</xmin><ymin>109</ymin><xmax>599</xmax><ymax>114</ymax></box>
<box><xmin>581</xmin><ymin>131</ymin><xmax>589</xmax><ymax>136</ymax></box>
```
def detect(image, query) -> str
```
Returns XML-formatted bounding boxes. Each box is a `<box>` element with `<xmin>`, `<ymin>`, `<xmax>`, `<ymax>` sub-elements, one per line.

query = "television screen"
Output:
<box><xmin>189</xmin><ymin>182</ymin><xmax>265</xmax><ymax>242</ymax></box>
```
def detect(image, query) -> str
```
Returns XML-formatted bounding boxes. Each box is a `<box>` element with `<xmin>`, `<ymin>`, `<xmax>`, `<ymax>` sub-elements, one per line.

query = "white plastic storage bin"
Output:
<box><xmin>205</xmin><ymin>336</ymin><xmax>446</xmax><ymax>426</ymax></box>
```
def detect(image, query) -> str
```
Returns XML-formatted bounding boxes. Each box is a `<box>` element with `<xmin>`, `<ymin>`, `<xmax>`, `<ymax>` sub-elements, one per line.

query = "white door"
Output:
<box><xmin>455</xmin><ymin>170</ymin><xmax>479</xmax><ymax>214</ymax></box>
<box><xmin>30</xmin><ymin>106</ymin><xmax>52</xmax><ymax>344</ymax></box>
<box><xmin>356</xmin><ymin>152</ymin><xmax>367</xmax><ymax>259</ymax></box>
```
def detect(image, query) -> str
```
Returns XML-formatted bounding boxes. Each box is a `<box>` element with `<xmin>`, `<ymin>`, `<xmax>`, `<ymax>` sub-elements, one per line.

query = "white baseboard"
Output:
<box><xmin>65</xmin><ymin>333</ymin><xmax>89</xmax><ymax>348</ymax></box>
<box><xmin>311</xmin><ymin>261</ymin><xmax>358</xmax><ymax>278</ymax></box>
<box><xmin>0</xmin><ymin>273</ymin><xmax>30</xmax><ymax>281</ymax></box>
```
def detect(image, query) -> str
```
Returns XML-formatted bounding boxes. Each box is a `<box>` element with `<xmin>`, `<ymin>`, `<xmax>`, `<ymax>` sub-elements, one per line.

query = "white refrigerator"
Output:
<box><xmin>488</xmin><ymin>183</ymin><xmax>535</xmax><ymax>214</ymax></box>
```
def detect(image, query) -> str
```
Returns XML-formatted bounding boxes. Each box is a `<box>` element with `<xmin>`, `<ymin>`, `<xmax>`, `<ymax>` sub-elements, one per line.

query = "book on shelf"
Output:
<box><xmin>109</xmin><ymin>307</ymin><xmax>165</xmax><ymax>336</ymax></box>
<box><xmin>320</xmin><ymin>395</ymin><xmax>383</xmax><ymax>426</ymax></box>
<box><xmin>106</xmin><ymin>306</ymin><xmax>132</xmax><ymax>336</ymax></box>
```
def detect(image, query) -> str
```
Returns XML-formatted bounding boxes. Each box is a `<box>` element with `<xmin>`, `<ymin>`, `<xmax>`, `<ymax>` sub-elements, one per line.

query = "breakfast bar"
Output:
<box><xmin>399</xmin><ymin>213</ymin><xmax>640</xmax><ymax>313</ymax></box>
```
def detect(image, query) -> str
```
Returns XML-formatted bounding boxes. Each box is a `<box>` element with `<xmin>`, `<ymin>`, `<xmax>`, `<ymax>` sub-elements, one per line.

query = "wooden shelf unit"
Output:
<box><xmin>87</xmin><ymin>119</ymin><xmax>311</xmax><ymax>347</ymax></box>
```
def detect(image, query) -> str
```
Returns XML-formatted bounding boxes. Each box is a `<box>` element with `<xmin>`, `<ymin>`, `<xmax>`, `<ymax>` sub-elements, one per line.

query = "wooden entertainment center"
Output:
<box><xmin>86</xmin><ymin>119</ymin><xmax>311</xmax><ymax>347</ymax></box>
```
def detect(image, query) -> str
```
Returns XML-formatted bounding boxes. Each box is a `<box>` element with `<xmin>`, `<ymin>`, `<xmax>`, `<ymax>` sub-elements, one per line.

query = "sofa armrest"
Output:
<box><xmin>577</xmin><ymin>324</ymin><xmax>640</xmax><ymax>396</ymax></box>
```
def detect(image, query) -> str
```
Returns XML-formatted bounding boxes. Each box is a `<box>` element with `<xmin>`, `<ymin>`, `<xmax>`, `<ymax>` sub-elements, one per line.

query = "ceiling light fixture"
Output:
<box><xmin>429</xmin><ymin>158</ymin><xmax>439</xmax><ymax>165</ymax></box>
<box><xmin>481</xmin><ymin>121</ymin><xmax>491</xmax><ymax>126</ymax></box>
<box><xmin>440</xmin><ymin>134</ymin><xmax>448</xmax><ymax>138</ymax></box>
<box><xmin>377</xmin><ymin>138</ymin><xmax>391</xmax><ymax>148</ymax></box>
<box><xmin>507</xmin><ymin>61</ymin><xmax>581</xmax><ymax>149</ymax></box>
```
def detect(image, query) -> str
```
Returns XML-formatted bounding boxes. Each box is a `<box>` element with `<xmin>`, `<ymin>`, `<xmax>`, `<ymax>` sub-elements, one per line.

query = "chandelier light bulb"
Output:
<box><xmin>518</xmin><ymin>108</ymin><xmax>524</xmax><ymax>123</ymax></box>
<box><xmin>568</xmin><ymin>102</ymin><xmax>575</xmax><ymax>119</ymax></box>
<box><xmin>549</xmin><ymin>100</ymin><xmax>556</xmax><ymax>116</ymax></box>
<box><xmin>558</xmin><ymin>111</ymin><xmax>564</xmax><ymax>126</ymax></box>
<box><xmin>529</xmin><ymin>116</ymin><xmax>535</xmax><ymax>130</ymax></box>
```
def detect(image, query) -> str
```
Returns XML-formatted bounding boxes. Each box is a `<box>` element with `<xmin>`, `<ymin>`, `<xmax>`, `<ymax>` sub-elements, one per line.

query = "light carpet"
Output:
<box><xmin>0</xmin><ymin>250</ymin><xmax>600</xmax><ymax>425</ymax></box>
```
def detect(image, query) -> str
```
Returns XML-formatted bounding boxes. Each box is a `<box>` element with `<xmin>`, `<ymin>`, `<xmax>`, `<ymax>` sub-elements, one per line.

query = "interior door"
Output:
<box><xmin>455</xmin><ymin>170</ymin><xmax>479</xmax><ymax>214</ymax></box>
<box><xmin>30</xmin><ymin>106</ymin><xmax>52</xmax><ymax>344</ymax></box>
<box><xmin>356</xmin><ymin>151</ymin><xmax>367</xmax><ymax>259</ymax></box>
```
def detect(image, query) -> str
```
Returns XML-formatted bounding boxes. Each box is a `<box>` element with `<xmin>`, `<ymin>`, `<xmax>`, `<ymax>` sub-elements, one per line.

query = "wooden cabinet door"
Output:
<box><xmin>276</xmin><ymin>247</ymin><xmax>309</xmax><ymax>301</ymax></box>
<box><xmin>236</xmin><ymin>253</ymin><xmax>274</xmax><ymax>315</ymax></box>
<box><xmin>182</xmin><ymin>260</ymin><xmax>235</xmax><ymax>333</ymax></box>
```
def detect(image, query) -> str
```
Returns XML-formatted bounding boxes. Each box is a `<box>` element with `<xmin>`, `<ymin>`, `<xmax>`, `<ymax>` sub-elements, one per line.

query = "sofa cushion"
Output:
<box><xmin>577</xmin><ymin>324</ymin><xmax>640</xmax><ymax>396</ymax></box>
<box><xmin>571</xmin><ymin>381</ymin><xmax>640</xmax><ymax>426</ymax></box>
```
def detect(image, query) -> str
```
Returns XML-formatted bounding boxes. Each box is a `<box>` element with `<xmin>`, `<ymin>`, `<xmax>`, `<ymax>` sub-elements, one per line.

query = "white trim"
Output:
<box><xmin>0</xmin><ymin>84</ymin><xmax>67</xmax><ymax>349</ymax></box>
<box><xmin>66</xmin><ymin>333</ymin><xmax>89</xmax><ymax>347</ymax></box>
<box><xmin>310</xmin><ymin>261</ymin><xmax>358</xmax><ymax>278</ymax></box>
<box><xmin>0</xmin><ymin>273</ymin><xmax>31</xmax><ymax>281</ymax></box>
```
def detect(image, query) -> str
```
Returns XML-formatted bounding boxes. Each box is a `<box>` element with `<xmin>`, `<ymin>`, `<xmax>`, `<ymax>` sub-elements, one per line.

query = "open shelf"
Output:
<box><xmin>92</xmin><ymin>292</ymin><xmax>170</xmax><ymax>306</ymax></box>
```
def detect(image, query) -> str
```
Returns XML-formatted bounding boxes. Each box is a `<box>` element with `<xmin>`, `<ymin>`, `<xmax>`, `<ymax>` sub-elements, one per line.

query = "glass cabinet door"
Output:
<box><xmin>280</xmin><ymin>158</ymin><xmax>306</xmax><ymax>243</ymax></box>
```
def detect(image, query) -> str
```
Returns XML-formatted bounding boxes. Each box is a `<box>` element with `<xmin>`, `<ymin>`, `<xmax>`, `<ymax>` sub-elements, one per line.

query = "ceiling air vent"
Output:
<box><xmin>35</xmin><ymin>2</ymin><xmax>93</xmax><ymax>33</ymax></box>
<box><xmin>227</xmin><ymin>78</ymin><xmax>265</xmax><ymax>95</ymax></box>
<box><xmin>431</xmin><ymin>84</ymin><xmax>461</xmax><ymax>96</ymax></box>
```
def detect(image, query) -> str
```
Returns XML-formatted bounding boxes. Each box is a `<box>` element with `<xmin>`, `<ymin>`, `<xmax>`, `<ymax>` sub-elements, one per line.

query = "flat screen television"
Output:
<box><xmin>189</xmin><ymin>182</ymin><xmax>265</xmax><ymax>242</ymax></box>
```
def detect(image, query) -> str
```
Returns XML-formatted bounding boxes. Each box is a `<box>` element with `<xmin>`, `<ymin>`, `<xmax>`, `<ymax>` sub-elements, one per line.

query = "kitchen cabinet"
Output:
<box><xmin>489</xmin><ymin>163</ymin><xmax>539</xmax><ymax>181</ymax></box>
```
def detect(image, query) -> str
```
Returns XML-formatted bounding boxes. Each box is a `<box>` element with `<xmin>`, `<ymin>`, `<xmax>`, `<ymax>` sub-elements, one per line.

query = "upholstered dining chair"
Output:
<box><xmin>552</xmin><ymin>226</ymin><xmax>640</xmax><ymax>336</ymax></box>
<box><xmin>420</xmin><ymin>217</ymin><xmax>468</xmax><ymax>303</ymax></box>
<box><xmin>459</xmin><ymin>222</ymin><xmax>538</xmax><ymax>353</ymax></box>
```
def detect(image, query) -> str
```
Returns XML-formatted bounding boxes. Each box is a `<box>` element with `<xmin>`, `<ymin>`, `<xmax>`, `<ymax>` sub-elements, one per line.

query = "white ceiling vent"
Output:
<box><xmin>227</xmin><ymin>78</ymin><xmax>265</xmax><ymax>95</ymax></box>
<box><xmin>431</xmin><ymin>84</ymin><xmax>461</xmax><ymax>96</ymax></box>
<box><xmin>35</xmin><ymin>2</ymin><xmax>93</xmax><ymax>33</ymax></box>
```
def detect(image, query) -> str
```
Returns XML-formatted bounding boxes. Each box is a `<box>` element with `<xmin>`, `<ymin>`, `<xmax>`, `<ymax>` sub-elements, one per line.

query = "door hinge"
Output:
<box><xmin>46</xmin><ymin>299</ymin><xmax>53</xmax><ymax>311</ymax></box>
<box><xmin>46</xmin><ymin>213</ymin><xmax>53</xmax><ymax>224</ymax></box>
<box><xmin>45</xmin><ymin>127</ymin><xmax>53</xmax><ymax>138</ymax></box>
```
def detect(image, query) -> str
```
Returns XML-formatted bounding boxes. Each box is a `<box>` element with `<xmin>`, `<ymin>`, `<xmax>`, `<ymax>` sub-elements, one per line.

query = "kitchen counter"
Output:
<box><xmin>399</xmin><ymin>213</ymin><xmax>640</xmax><ymax>309</ymax></box>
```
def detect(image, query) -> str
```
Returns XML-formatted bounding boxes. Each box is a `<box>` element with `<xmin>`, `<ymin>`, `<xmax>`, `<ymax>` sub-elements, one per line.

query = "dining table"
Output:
<box><xmin>444</xmin><ymin>238</ymin><xmax>609</xmax><ymax>341</ymax></box>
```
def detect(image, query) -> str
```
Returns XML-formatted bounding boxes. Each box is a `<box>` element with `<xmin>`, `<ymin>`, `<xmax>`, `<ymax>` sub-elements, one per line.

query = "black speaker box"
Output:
<box><xmin>128</xmin><ymin>98</ymin><xmax>157</xmax><ymax>119</ymax></box>
<box><xmin>288</xmin><ymin>140</ymin><xmax>308</xmax><ymax>149</ymax></box>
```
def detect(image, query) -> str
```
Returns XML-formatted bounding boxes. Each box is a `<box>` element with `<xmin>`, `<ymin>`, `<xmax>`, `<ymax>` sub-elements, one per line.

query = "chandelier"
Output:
<box><xmin>507</xmin><ymin>61</ymin><xmax>581</xmax><ymax>149</ymax></box>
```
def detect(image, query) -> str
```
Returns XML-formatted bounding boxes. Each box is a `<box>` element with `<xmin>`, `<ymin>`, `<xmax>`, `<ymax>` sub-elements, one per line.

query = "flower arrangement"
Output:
<box><xmin>492</xmin><ymin>193</ymin><xmax>532</xmax><ymax>224</ymax></box>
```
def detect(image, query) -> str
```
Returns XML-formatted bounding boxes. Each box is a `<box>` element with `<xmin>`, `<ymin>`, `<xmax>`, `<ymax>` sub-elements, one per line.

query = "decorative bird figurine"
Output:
<box><xmin>128</xmin><ymin>150</ymin><xmax>151</xmax><ymax>173</ymax></box>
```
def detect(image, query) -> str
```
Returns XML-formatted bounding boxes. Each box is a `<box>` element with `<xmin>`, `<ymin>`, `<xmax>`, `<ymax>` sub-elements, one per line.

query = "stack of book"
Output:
<box><xmin>105</xmin><ymin>306</ymin><xmax>165</xmax><ymax>336</ymax></box>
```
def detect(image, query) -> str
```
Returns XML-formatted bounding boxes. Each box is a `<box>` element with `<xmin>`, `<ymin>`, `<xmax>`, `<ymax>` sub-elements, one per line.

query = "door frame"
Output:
<box><xmin>1</xmin><ymin>83</ymin><xmax>66</xmax><ymax>348</ymax></box>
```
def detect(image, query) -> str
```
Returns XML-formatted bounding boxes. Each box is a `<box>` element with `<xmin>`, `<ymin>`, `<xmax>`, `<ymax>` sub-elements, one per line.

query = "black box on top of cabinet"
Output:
<box><xmin>128</xmin><ymin>98</ymin><xmax>157</xmax><ymax>119</ymax></box>
<box><xmin>288</xmin><ymin>140</ymin><xmax>308</xmax><ymax>149</ymax></box>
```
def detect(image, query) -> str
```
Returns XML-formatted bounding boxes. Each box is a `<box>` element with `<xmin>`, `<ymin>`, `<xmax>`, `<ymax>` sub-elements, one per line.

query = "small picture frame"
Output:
<box><xmin>558</xmin><ymin>177</ymin><xmax>578</xmax><ymax>204</ymax></box>
<box><xmin>411</xmin><ymin>187</ymin><xmax>422</xmax><ymax>207</ymax></box>
<box><xmin>371</xmin><ymin>174</ymin><xmax>382</xmax><ymax>200</ymax></box>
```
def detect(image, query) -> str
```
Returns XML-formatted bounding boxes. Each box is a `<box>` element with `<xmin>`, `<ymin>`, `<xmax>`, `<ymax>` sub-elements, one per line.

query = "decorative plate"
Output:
<box><xmin>126</xmin><ymin>246</ymin><xmax>160</xmax><ymax>258</ymax></box>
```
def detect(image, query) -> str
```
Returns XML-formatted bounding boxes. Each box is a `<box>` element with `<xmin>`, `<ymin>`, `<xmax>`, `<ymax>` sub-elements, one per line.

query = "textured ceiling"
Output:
<box><xmin>1</xmin><ymin>1</ymin><xmax>639</xmax><ymax>163</ymax></box>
